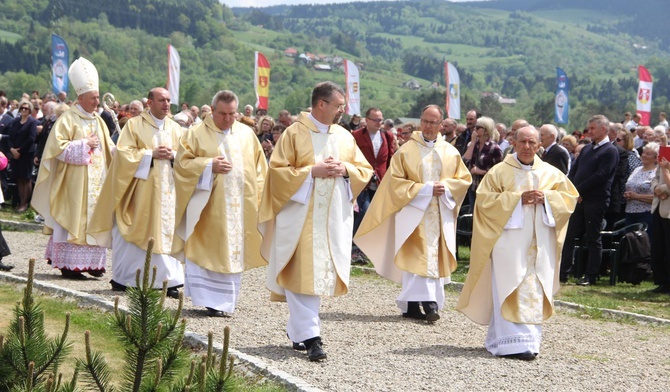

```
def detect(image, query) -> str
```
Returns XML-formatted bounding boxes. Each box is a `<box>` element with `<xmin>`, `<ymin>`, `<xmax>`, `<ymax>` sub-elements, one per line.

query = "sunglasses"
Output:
<box><xmin>475</xmin><ymin>125</ymin><xmax>486</xmax><ymax>130</ymax></box>
<box><xmin>20</xmin><ymin>107</ymin><xmax>31</xmax><ymax>111</ymax></box>
<box><xmin>616</xmin><ymin>138</ymin><xmax>622</xmax><ymax>142</ymax></box>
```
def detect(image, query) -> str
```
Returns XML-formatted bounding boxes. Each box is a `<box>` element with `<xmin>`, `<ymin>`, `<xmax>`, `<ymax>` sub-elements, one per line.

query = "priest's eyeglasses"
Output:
<box><xmin>420</xmin><ymin>119</ymin><xmax>440</xmax><ymax>127</ymax></box>
<box><xmin>322</xmin><ymin>100</ymin><xmax>345</xmax><ymax>111</ymax></box>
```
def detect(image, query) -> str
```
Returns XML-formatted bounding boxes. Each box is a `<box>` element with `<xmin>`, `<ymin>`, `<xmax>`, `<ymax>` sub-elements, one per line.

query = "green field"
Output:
<box><xmin>0</xmin><ymin>29</ymin><xmax>22</xmax><ymax>44</ymax></box>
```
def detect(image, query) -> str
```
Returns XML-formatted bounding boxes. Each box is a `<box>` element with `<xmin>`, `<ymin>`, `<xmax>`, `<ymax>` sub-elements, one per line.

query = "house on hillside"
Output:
<box><xmin>298</xmin><ymin>53</ymin><xmax>311</xmax><ymax>65</ymax></box>
<box><xmin>482</xmin><ymin>92</ymin><xmax>516</xmax><ymax>105</ymax></box>
<box><xmin>403</xmin><ymin>80</ymin><xmax>421</xmax><ymax>90</ymax></box>
<box><xmin>284</xmin><ymin>47</ymin><xmax>298</xmax><ymax>57</ymax></box>
<box><xmin>314</xmin><ymin>64</ymin><xmax>332</xmax><ymax>72</ymax></box>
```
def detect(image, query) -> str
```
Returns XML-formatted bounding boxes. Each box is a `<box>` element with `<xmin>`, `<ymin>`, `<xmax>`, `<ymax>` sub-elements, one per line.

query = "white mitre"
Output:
<box><xmin>68</xmin><ymin>57</ymin><xmax>99</xmax><ymax>96</ymax></box>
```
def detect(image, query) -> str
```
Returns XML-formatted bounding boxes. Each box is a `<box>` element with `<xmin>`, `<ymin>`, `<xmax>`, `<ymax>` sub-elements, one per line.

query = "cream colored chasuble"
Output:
<box><xmin>217</xmin><ymin>130</ymin><xmax>245</xmax><ymax>272</ymax></box>
<box><xmin>151</xmin><ymin>116</ymin><xmax>176</xmax><ymax>252</ymax></box>
<box><xmin>82</xmin><ymin>112</ymin><xmax>107</xmax><ymax>240</ymax></box>
<box><xmin>310</xmin><ymin>131</ymin><xmax>339</xmax><ymax>295</ymax></box>
<box><xmin>491</xmin><ymin>163</ymin><xmax>549</xmax><ymax>324</ymax></box>
<box><xmin>420</xmin><ymin>144</ymin><xmax>442</xmax><ymax>278</ymax></box>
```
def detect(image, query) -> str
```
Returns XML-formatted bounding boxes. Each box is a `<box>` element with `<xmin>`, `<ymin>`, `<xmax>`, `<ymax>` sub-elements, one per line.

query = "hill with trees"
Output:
<box><xmin>1</xmin><ymin>0</ymin><xmax>670</xmax><ymax>129</ymax></box>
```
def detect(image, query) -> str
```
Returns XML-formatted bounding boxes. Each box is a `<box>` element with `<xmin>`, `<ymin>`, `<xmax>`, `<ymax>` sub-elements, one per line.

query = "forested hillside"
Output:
<box><xmin>1</xmin><ymin>0</ymin><xmax>670</xmax><ymax>128</ymax></box>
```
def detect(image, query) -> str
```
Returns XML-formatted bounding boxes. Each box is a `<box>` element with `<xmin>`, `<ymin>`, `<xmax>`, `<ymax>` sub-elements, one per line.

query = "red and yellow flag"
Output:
<box><xmin>636</xmin><ymin>65</ymin><xmax>652</xmax><ymax>126</ymax></box>
<box><xmin>255</xmin><ymin>52</ymin><xmax>270</xmax><ymax>110</ymax></box>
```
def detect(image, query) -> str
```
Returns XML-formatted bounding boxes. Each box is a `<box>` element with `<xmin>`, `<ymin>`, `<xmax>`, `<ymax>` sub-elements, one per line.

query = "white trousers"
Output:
<box><xmin>286</xmin><ymin>290</ymin><xmax>321</xmax><ymax>343</ymax></box>
<box><xmin>184</xmin><ymin>259</ymin><xmax>241</xmax><ymax>313</ymax></box>
<box><xmin>395</xmin><ymin>271</ymin><xmax>445</xmax><ymax>313</ymax></box>
<box><xmin>111</xmin><ymin>225</ymin><xmax>184</xmax><ymax>289</ymax></box>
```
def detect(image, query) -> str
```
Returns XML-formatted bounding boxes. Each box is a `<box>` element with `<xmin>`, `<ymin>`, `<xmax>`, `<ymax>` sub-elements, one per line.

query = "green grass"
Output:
<box><xmin>0</xmin><ymin>206</ymin><xmax>38</xmax><ymax>223</ymax></box>
<box><xmin>0</xmin><ymin>29</ymin><xmax>22</xmax><ymax>44</ymax></box>
<box><xmin>0</xmin><ymin>283</ymin><xmax>287</xmax><ymax>391</ymax></box>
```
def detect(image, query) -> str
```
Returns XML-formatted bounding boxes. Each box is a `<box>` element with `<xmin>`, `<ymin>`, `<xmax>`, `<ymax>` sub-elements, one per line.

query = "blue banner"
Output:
<box><xmin>555</xmin><ymin>67</ymin><xmax>569</xmax><ymax>124</ymax></box>
<box><xmin>51</xmin><ymin>34</ymin><xmax>69</xmax><ymax>95</ymax></box>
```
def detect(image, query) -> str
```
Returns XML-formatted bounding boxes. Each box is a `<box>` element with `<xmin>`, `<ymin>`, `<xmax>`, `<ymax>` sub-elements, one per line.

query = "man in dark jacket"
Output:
<box><xmin>560</xmin><ymin>115</ymin><xmax>619</xmax><ymax>286</ymax></box>
<box><xmin>539</xmin><ymin>124</ymin><xmax>570</xmax><ymax>174</ymax></box>
<box><xmin>454</xmin><ymin>109</ymin><xmax>478</xmax><ymax>156</ymax></box>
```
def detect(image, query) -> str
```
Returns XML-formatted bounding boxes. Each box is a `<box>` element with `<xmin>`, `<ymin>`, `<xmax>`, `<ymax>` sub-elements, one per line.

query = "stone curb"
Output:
<box><xmin>354</xmin><ymin>266</ymin><xmax>670</xmax><ymax>325</ymax></box>
<box><xmin>0</xmin><ymin>272</ymin><xmax>324</xmax><ymax>392</ymax></box>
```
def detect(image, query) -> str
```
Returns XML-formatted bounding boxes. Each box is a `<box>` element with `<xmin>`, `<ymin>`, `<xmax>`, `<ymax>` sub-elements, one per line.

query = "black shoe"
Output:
<box><xmin>305</xmin><ymin>337</ymin><xmax>327</xmax><ymax>362</ymax></box>
<box><xmin>61</xmin><ymin>269</ymin><xmax>87</xmax><ymax>280</ymax></box>
<box><xmin>205</xmin><ymin>307</ymin><xmax>230</xmax><ymax>318</ymax></box>
<box><xmin>166</xmin><ymin>288</ymin><xmax>180</xmax><ymax>299</ymax></box>
<box><xmin>422</xmin><ymin>301</ymin><xmax>440</xmax><ymax>322</ymax></box>
<box><xmin>110</xmin><ymin>280</ymin><xmax>127</xmax><ymax>292</ymax></box>
<box><xmin>559</xmin><ymin>275</ymin><xmax>568</xmax><ymax>284</ymax></box>
<box><xmin>649</xmin><ymin>285</ymin><xmax>670</xmax><ymax>293</ymax></box>
<box><xmin>86</xmin><ymin>270</ymin><xmax>104</xmax><ymax>277</ymax></box>
<box><xmin>500</xmin><ymin>351</ymin><xmax>537</xmax><ymax>361</ymax></box>
<box><xmin>577</xmin><ymin>277</ymin><xmax>595</xmax><ymax>286</ymax></box>
<box><xmin>287</xmin><ymin>333</ymin><xmax>307</xmax><ymax>350</ymax></box>
<box><xmin>402</xmin><ymin>301</ymin><xmax>426</xmax><ymax>320</ymax></box>
<box><xmin>0</xmin><ymin>262</ymin><xmax>14</xmax><ymax>272</ymax></box>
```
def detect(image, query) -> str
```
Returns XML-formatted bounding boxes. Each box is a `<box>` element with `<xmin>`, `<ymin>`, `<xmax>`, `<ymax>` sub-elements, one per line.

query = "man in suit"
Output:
<box><xmin>454</xmin><ymin>109</ymin><xmax>478</xmax><ymax>156</ymax></box>
<box><xmin>539</xmin><ymin>124</ymin><xmax>570</xmax><ymax>174</ymax></box>
<box><xmin>560</xmin><ymin>115</ymin><xmax>619</xmax><ymax>286</ymax></box>
<box><xmin>352</xmin><ymin>107</ymin><xmax>396</xmax><ymax>262</ymax></box>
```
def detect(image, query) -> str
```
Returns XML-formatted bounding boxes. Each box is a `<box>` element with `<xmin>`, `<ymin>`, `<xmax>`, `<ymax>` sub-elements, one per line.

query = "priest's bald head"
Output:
<box><xmin>514</xmin><ymin>126</ymin><xmax>541</xmax><ymax>165</ymax></box>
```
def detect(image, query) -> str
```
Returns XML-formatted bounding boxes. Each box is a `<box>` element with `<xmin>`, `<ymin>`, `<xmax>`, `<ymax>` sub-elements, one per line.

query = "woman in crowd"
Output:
<box><xmin>261</xmin><ymin>124</ymin><xmax>286</xmax><ymax>160</ymax></box>
<box><xmin>7</xmin><ymin>99</ymin><xmax>37</xmax><ymax>212</ymax></box>
<box><xmin>463</xmin><ymin>116</ymin><xmax>502</xmax><ymax>207</ymax></box>
<box><xmin>617</xmin><ymin>126</ymin><xmax>641</xmax><ymax>170</ymax></box>
<box><xmin>348</xmin><ymin>114</ymin><xmax>362</xmax><ymax>131</ymax></box>
<box><xmin>560</xmin><ymin>134</ymin><xmax>578</xmax><ymax>166</ymax></box>
<box><xmin>650</xmin><ymin>156</ymin><xmax>670</xmax><ymax>293</ymax></box>
<box><xmin>255</xmin><ymin>115</ymin><xmax>274</xmax><ymax>143</ymax></box>
<box><xmin>624</xmin><ymin>142</ymin><xmax>658</xmax><ymax>239</ymax></box>
<box><xmin>653</xmin><ymin>126</ymin><xmax>668</xmax><ymax>146</ymax></box>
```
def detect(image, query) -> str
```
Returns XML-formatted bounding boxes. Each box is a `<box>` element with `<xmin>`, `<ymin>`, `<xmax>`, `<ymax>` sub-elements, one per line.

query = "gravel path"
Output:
<box><xmin>2</xmin><ymin>229</ymin><xmax>670</xmax><ymax>391</ymax></box>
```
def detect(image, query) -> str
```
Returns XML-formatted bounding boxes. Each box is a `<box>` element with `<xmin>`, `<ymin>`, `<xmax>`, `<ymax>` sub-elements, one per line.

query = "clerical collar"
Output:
<box><xmin>512</xmin><ymin>153</ymin><xmax>533</xmax><ymax>170</ymax></box>
<box><xmin>148</xmin><ymin>111</ymin><xmax>165</xmax><ymax>130</ymax></box>
<box><xmin>423</xmin><ymin>136</ymin><xmax>437</xmax><ymax>147</ymax></box>
<box><xmin>76</xmin><ymin>104</ymin><xmax>96</xmax><ymax>118</ymax></box>
<box><xmin>308</xmin><ymin>113</ymin><xmax>330</xmax><ymax>134</ymax></box>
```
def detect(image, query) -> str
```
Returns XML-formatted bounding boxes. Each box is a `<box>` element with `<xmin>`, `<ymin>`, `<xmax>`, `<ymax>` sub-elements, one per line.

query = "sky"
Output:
<box><xmin>220</xmin><ymin>0</ymin><xmax>475</xmax><ymax>8</ymax></box>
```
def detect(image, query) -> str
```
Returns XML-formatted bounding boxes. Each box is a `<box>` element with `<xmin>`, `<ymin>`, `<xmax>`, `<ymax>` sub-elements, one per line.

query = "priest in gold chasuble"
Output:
<box><xmin>457</xmin><ymin>126</ymin><xmax>578</xmax><ymax>361</ymax></box>
<box><xmin>32</xmin><ymin>57</ymin><xmax>114</xmax><ymax>280</ymax></box>
<box><xmin>355</xmin><ymin>105</ymin><xmax>471</xmax><ymax>322</ymax></box>
<box><xmin>172</xmin><ymin>90</ymin><xmax>267</xmax><ymax>317</ymax></box>
<box><xmin>259</xmin><ymin>82</ymin><xmax>373</xmax><ymax>361</ymax></box>
<box><xmin>88</xmin><ymin>88</ymin><xmax>184</xmax><ymax>296</ymax></box>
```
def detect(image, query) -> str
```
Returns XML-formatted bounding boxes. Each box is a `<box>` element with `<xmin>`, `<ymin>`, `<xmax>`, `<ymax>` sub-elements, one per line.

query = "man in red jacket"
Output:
<box><xmin>352</xmin><ymin>107</ymin><xmax>396</xmax><ymax>263</ymax></box>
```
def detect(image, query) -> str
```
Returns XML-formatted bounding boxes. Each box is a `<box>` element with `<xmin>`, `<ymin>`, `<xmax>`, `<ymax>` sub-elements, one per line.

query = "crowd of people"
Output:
<box><xmin>1</xmin><ymin>56</ymin><xmax>669</xmax><ymax>365</ymax></box>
